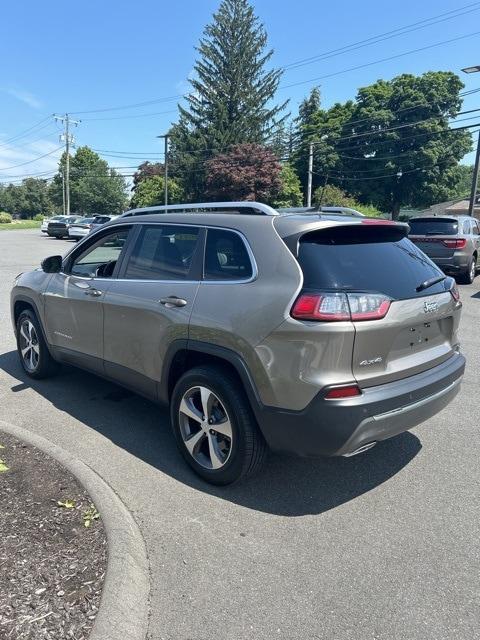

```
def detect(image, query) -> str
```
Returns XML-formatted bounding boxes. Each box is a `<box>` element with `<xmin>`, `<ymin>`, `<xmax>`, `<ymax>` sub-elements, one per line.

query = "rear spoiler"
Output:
<box><xmin>281</xmin><ymin>219</ymin><xmax>410</xmax><ymax>256</ymax></box>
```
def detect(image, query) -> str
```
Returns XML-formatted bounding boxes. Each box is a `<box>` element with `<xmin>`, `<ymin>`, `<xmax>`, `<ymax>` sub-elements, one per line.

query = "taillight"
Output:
<box><xmin>291</xmin><ymin>292</ymin><xmax>350</xmax><ymax>321</ymax></box>
<box><xmin>291</xmin><ymin>292</ymin><xmax>391</xmax><ymax>322</ymax></box>
<box><xmin>450</xmin><ymin>282</ymin><xmax>461</xmax><ymax>302</ymax></box>
<box><xmin>325</xmin><ymin>384</ymin><xmax>362</xmax><ymax>400</ymax></box>
<box><xmin>442</xmin><ymin>238</ymin><xmax>466</xmax><ymax>249</ymax></box>
<box><xmin>347</xmin><ymin>294</ymin><xmax>391</xmax><ymax>320</ymax></box>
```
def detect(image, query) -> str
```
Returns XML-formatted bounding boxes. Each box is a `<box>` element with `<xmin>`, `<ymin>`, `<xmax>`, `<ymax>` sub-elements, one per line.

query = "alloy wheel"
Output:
<box><xmin>19</xmin><ymin>320</ymin><xmax>40</xmax><ymax>372</ymax></box>
<box><xmin>178</xmin><ymin>386</ymin><xmax>233</xmax><ymax>470</ymax></box>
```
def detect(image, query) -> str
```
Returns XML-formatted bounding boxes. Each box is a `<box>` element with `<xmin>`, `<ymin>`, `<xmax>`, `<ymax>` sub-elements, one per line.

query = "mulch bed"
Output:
<box><xmin>0</xmin><ymin>431</ymin><xmax>107</xmax><ymax>639</ymax></box>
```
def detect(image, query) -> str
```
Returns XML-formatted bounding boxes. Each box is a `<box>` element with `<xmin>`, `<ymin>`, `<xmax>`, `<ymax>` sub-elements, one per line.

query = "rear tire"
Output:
<box><xmin>16</xmin><ymin>310</ymin><xmax>58</xmax><ymax>379</ymax></box>
<box><xmin>170</xmin><ymin>365</ymin><xmax>267</xmax><ymax>485</ymax></box>
<box><xmin>458</xmin><ymin>256</ymin><xmax>476</xmax><ymax>284</ymax></box>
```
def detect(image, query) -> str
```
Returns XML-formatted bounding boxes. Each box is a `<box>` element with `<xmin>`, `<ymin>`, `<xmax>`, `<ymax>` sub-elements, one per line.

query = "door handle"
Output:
<box><xmin>159</xmin><ymin>296</ymin><xmax>187</xmax><ymax>308</ymax></box>
<box><xmin>85</xmin><ymin>288</ymin><xmax>103</xmax><ymax>297</ymax></box>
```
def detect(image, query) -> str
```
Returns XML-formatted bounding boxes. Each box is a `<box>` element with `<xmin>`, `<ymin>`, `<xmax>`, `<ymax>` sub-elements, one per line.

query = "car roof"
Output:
<box><xmin>409</xmin><ymin>215</ymin><xmax>472</xmax><ymax>222</ymax></box>
<box><xmin>103</xmin><ymin>209</ymin><xmax>404</xmax><ymax>240</ymax></box>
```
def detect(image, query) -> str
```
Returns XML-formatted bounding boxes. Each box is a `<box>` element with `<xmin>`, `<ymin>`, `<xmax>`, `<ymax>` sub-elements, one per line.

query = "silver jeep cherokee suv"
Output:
<box><xmin>11</xmin><ymin>202</ymin><xmax>465</xmax><ymax>484</ymax></box>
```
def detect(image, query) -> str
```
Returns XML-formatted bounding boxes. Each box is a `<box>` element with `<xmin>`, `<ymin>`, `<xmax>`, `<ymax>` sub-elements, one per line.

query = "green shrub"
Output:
<box><xmin>353</xmin><ymin>204</ymin><xmax>385</xmax><ymax>218</ymax></box>
<box><xmin>33</xmin><ymin>213</ymin><xmax>45</xmax><ymax>221</ymax></box>
<box><xmin>0</xmin><ymin>212</ymin><xmax>12</xmax><ymax>223</ymax></box>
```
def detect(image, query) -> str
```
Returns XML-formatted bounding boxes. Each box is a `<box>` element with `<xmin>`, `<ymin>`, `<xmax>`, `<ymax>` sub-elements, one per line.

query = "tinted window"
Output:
<box><xmin>204</xmin><ymin>229</ymin><xmax>253</xmax><ymax>280</ymax></box>
<box><xmin>298</xmin><ymin>225</ymin><xmax>446</xmax><ymax>300</ymax></box>
<box><xmin>473</xmin><ymin>220</ymin><xmax>480</xmax><ymax>235</ymax></box>
<box><xmin>462</xmin><ymin>220</ymin><xmax>471</xmax><ymax>234</ymax></box>
<box><xmin>408</xmin><ymin>218</ymin><xmax>458</xmax><ymax>236</ymax></box>
<box><xmin>124</xmin><ymin>225</ymin><xmax>199</xmax><ymax>280</ymax></box>
<box><xmin>70</xmin><ymin>230</ymin><xmax>129</xmax><ymax>278</ymax></box>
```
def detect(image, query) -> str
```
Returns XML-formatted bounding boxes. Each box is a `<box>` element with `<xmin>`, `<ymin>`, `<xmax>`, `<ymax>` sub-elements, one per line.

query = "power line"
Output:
<box><xmin>90</xmin><ymin>110</ymin><xmax>480</xmax><ymax>164</ymax></box>
<box><xmin>280</xmin><ymin>30</ymin><xmax>480</xmax><ymax>91</ymax></box>
<box><xmin>282</xmin><ymin>3</ymin><xmax>480</xmax><ymax>71</ymax></box>
<box><xmin>81</xmin><ymin>109</ymin><xmax>178</xmax><ymax>122</ymax></box>
<box><xmin>0</xmin><ymin>118</ymin><xmax>54</xmax><ymax>150</ymax></box>
<box><xmin>70</xmin><ymin>95</ymin><xmax>181</xmax><ymax>116</ymax></box>
<box><xmin>335</xmin><ymin>122</ymin><xmax>479</xmax><ymax>154</ymax></box>
<box><xmin>0</xmin><ymin>146</ymin><xmax>63</xmax><ymax>172</ymax></box>
<box><xmin>66</xmin><ymin>5</ymin><xmax>480</xmax><ymax>117</ymax></box>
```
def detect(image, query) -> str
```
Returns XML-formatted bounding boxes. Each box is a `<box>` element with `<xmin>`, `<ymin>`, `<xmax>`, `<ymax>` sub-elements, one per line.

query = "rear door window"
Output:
<box><xmin>123</xmin><ymin>225</ymin><xmax>200</xmax><ymax>280</ymax></box>
<box><xmin>204</xmin><ymin>228</ymin><xmax>253</xmax><ymax>280</ymax></box>
<box><xmin>297</xmin><ymin>225</ymin><xmax>446</xmax><ymax>300</ymax></box>
<box><xmin>408</xmin><ymin>218</ymin><xmax>458</xmax><ymax>235</ymax></box>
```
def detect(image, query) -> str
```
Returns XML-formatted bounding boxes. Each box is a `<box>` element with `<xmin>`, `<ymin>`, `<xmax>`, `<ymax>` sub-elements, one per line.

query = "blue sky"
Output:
<box><xmin>1</xmin><ymin>0</ymin><xmax>480</xmax><ymax>186</ymax></box>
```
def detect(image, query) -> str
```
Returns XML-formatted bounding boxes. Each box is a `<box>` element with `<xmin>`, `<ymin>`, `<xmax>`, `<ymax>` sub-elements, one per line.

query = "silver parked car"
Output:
<box><xmin>408</xmin><ymin>215</ymin><xmax>480</xmax><ymax>284</ymax></box>
<box><xmin>11</xmin><ymin>201</ymin><xmax>465</xmax><ymax>484</ymax></box>
<box><xmin>68</xmin><ymin>217</ymin><xmax>99</xmax><ymax>241</ymax></box>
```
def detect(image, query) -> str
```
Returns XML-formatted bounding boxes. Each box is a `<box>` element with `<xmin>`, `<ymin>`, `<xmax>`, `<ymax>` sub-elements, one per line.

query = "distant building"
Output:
<box><xmin>418</xmin><ymin>197</ymin><xmax>480</xmax><ymax>220</ymax></box>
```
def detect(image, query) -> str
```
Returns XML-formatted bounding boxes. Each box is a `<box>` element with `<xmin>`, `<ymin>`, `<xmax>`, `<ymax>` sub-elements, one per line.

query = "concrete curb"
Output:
<box><xmin>0</xmin><ymin>420</ymin><xmax>150</xmax><ymax>640</ymax></box>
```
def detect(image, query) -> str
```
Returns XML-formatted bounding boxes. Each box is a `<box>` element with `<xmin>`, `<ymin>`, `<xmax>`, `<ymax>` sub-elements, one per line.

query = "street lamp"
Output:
<box><xmin>461</xmin><ymin>66</ymin><xmax>480</xmax><ymax>217</ymax></box>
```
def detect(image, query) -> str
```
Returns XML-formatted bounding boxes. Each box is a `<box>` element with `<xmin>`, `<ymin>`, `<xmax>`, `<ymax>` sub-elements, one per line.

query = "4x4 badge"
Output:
<box><xmin>423</xmin><ymin>300</ymin><xmax>438</xmax><ymax>314</ymax></box>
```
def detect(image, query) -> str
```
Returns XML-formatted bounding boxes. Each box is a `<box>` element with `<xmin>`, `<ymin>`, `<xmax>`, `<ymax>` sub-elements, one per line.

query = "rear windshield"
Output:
<box><xmin>297</xmin><ymin>225</ymin><xmax>446</xmax><ymax>300</ymax></box>
<box><xmin>408</xmin><ymin>218</ymin><xmax>458</xmax><ymax>236</ymax></box>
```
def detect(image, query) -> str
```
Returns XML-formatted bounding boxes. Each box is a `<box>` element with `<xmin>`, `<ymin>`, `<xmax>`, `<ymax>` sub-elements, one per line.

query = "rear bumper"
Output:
<box><xmin>68</xmin><ymin>230</ymin><xmax>88</xmax><ymax>238</ymax></box>
<box><xmin>48</xmin><ymin>229</ymin><xmax>68</xmax><ymax>237</ymax></box>
<box><xmin>431</xmin><ymin>253</ymin><xmax>470</xmax><ymax>272</ymax></box>
<box><xmin>257</xmin><ymin>353</ymin><xmax>465</xmax><ymax>457</ymax></box>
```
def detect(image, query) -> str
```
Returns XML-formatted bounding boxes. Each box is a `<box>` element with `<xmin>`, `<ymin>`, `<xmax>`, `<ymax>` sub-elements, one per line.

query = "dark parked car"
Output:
<box><xmin>408</xmin><ymin>215</ymin><xmax>480</xmax><ymax>284</ymax></box>
<box><xmin>47</xmin><ymin>215</ymin><xmax>84</xmax><ymax>239</ymax></box>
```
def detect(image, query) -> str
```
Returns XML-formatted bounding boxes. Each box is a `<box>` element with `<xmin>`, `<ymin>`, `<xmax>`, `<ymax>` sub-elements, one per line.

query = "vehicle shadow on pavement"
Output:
<box><xmin>0</xmin><ymin>351</ymin><xmax>421</xmax><ymax>517</ymax></box>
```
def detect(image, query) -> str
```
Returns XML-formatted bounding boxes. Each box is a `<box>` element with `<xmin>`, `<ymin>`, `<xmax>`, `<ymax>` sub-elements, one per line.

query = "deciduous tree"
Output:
<box><xmin>205</xmin><ymin>143</ymin><xmax>281</xmax><ymax>202</ymax></box>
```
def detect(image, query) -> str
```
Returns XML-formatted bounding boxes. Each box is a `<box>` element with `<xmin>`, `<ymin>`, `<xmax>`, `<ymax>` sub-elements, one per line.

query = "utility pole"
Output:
<box><xmin>54</xmin><ymin>113</ymin><xmax>80</xmax><ymax>215</ymax></box>
<box><xmin>306</xmin><ymin>134</ymin><xmax>328</xmax><ymax>208</ymax></box>
<box><xmin>461</xmin><ymin>66</ymin><xmax>480</xmax><ymax>217</ymax></box>
<box><xmin>61</xmin><ymin>170</ymin><xmax>65</xmax><ymax>216</ymax></box>
<box><xmin>307</xmin><ymin>142</ymin><xmax>314</xmax><ymax>207</ymax></box>
<box><xmin>157</xmin><ymin>133</ymin><xmax>170</xmax><ymax>208</ymax></box>
<box><xmin>469</xmin><ymin>130</ymin><xmax>480</xmax><ymax>217</ymax></box>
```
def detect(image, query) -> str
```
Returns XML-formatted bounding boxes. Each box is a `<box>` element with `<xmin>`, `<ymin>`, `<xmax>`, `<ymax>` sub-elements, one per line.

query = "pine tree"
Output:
<box><xmin>170</xmin><ymin>0</ymin><xmax>287</xmax><ymax>199</ymax></box>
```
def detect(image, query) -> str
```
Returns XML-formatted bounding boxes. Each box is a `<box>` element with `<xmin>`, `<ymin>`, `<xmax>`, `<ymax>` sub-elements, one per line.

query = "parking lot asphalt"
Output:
<box><xmin>1</xmin><ymin>229</ymin><xmax>479</xmax><ymax>640</ymax></box>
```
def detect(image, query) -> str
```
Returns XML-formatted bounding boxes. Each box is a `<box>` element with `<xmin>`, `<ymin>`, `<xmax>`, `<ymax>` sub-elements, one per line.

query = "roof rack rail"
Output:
<box><xmin>277</xmin><ymin>205</ymin><xmax>364</xmax><ymax>218</ymax></box>
<box><xmin>122</xmin><ymin>201</ymin><xmax>279</xmax><ymax>217</ymax></box>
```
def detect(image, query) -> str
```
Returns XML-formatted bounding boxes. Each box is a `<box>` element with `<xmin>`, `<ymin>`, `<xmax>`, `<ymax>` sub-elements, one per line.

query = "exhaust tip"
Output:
<box><xmin>342</xmin><ymin>442</ymin><xmax>377</xmax><ymax>457</ymax></box>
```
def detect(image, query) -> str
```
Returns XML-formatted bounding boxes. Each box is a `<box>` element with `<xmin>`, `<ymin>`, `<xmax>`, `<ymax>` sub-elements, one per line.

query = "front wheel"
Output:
<box><xmin>170</xmin><ymin>366</ymin><xmax>267</xmax><ymax>485</ymax></box>
<box><xmin>16</xmin><ymin>310</ymin><xmax>58</xmax><ymax>379</ymax></box>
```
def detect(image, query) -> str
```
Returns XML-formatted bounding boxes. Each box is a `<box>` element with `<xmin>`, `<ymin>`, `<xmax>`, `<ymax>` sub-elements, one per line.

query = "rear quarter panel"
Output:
<box><xmin>189</xmin><ymin>219</ymin><xmax>302</xmax><ymax>407</ymax></box>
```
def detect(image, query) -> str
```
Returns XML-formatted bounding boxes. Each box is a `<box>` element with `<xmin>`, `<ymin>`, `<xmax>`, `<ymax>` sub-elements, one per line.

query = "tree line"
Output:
<box><xmin>0</xmin><ymin>0</ymin><xmax>474</xmax><ymax>220</ymax></box>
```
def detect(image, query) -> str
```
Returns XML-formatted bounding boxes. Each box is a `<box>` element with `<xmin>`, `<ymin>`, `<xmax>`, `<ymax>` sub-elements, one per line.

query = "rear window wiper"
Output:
<box><xmin>416</xmin><ymin>275</ymin><xmax>446</xmax><ymax>292</ymax></box>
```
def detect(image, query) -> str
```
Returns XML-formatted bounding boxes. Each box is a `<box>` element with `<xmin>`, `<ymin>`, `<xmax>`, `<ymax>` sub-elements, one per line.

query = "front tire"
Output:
<box><xmin>171</xmin><ymin>366</ymin><xmax>267</xmax><ymax>485</ymax></box>
<box><xmin>16</xmin><ymin>310</ymin><xmax>57</xmax><ymax>379</ymax></box>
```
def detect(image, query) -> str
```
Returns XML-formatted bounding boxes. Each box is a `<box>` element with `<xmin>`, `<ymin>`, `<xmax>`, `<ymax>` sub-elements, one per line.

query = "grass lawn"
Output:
<box><xmin>0</xmin><ymin>220</ymin><xmax>42</xmax><ymax>231</ymax></box>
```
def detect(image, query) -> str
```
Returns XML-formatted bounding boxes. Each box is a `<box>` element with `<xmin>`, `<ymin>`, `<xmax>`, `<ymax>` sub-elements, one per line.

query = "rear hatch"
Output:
<box><xmin>294</xmin><ymin>222</ymin><xmax>461</xmax><ymax>388</ymax></box>
<box><xmin>48</xmin><ymin>221</ymin><xmax>68</xmax><ymax>232</ymax></box>
<box><xmin>70</xmin><ymin>218</ymin><xmax>96</xmax><ymax>231</ymax></box>
<box><xmin>408</xmin><ymin>217</ymin><xmax>460</xmax><ymax>260</ymax></box>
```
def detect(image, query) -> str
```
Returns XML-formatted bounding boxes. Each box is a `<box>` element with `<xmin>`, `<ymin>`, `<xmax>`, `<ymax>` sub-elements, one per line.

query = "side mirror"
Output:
<box><xmin>41</xmin><ymin>255</ymin><xmax>63</xmax><ymax>273</ymax></box>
